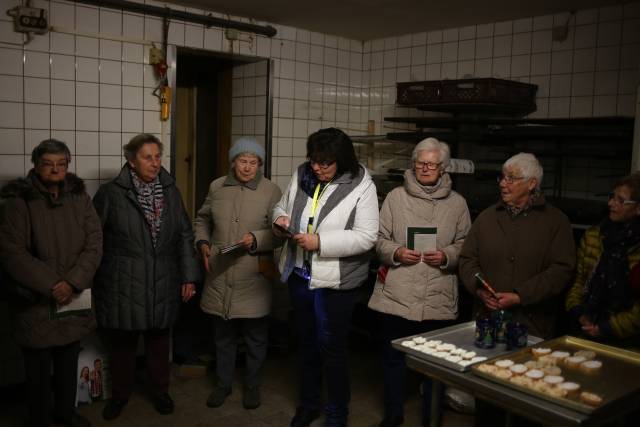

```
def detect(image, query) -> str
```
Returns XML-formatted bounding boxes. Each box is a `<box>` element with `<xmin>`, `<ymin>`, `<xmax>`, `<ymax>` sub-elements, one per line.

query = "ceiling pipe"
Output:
<box><xmin>71</xmin><ymin>0</ymin><xmax>278</xmax><ymax>37</ymax></box>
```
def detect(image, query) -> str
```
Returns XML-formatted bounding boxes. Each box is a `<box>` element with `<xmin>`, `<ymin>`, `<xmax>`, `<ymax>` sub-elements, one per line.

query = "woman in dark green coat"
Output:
<box><xmin>92</xmin><ymin>134</ymin><xmax>200</xmax><ymax>420</ymax></box>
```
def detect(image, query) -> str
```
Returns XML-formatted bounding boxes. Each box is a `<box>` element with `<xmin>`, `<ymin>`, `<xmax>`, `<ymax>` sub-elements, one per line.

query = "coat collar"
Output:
<box><xmin>223</xmin><ymin>170</ymin><xmax>262</xmax><ymax>190</ymax></box>
<box><xmin>403</xmin><ymin>169</ymin><xmax>452</xmax><ymax>200</ymax></box>
<box><xmin>495</xmin><ymin>193</ymin><xmax>547</xmax><ymax>211</ymax></box>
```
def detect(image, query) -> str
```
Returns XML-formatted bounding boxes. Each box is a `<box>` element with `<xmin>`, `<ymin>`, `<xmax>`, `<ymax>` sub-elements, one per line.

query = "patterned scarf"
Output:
<box><xmin>505</xmin><ymin>188</ymin><xmax>541</xmax><ymax>217</ymax></box>
<box><xmin>130</xmin><ymin>169</ymin><xmax>164</xmax><ymax>246</ymax></box>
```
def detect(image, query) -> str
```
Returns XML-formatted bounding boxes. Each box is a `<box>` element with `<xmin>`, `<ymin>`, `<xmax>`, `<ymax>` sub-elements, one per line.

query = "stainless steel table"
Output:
<box><xmin>406</xmin><ymin>354</ymin><xmax>639</xmax><ymax>427</ymax></box>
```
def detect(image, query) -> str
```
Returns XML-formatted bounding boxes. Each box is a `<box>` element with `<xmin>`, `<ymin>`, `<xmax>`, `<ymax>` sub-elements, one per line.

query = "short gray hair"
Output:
<box><xmin>504</xmin><ymin>152</ymin><xmax>543</xmax><ymax>188</ymax></box>
<box><xmin>411</xmin><ymin>137</ymin><xmax>451</xmax><ymax>168</ymax></box>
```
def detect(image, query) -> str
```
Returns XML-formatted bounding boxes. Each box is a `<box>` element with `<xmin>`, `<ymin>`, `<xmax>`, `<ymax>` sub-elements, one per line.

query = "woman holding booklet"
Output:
<box><xmin>0</xmin><ymin>139</ymin><xmax>102</xmax><ymax>427</ymax></box>
<box><xmin>368</xmin><ymin>137</ymin><xmax>471</xmax><ymax>427</ymax></box>
<box><xmin>194</xmin><ymin>137</ymin><xmax>281</xmax><ymax>411</ymax></box>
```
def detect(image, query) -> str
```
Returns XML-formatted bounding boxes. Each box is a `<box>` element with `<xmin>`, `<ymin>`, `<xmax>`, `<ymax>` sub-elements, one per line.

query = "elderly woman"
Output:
<box><xmin>193</xmin><ymin>137</ymin><xmax>282</xmax><ymax>410</ymax></box>
<box><xmin>566</xmin><ymin>173</ymin><xmax>640</xmax><ymax>347</ymax></box>
<box><xmin>0</xmin><ymin>139</ymin><xmax>102</xmax><ymax>427</ymax></box>
<box><xmin>459</xmin><ymin>152</ymin><xmax>575</xmax><ymax>338</ymax></box>
<box><xmin>93</xmin><ymin>134</ymin><xmax>200</xmax><ymax>420</ymax></box>
<box><xmin>368</xmin><ymin>137</ymin><xmax>471</xmax><ymax>427</ymax></box>
<box><xmin>273</xmin><ymin>128</ymin><xmax>379</xmax><ymax>427</ymax></box>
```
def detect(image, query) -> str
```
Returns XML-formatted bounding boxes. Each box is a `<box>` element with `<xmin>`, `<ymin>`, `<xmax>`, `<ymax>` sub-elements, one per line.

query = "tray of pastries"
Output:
<box><xmin>392</xmin><ymin>321</ymin><xmax>541</xmax><ymax>372</ymax></box>
<box><xmin>471</xmin><ymin>335</ymin><xmax>640</xmax><ymax>413</ymax></box>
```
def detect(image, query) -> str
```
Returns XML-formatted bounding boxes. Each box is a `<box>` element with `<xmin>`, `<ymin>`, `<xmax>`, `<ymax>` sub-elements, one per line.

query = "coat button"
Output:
<box><xmin>509</xmin><ymin>256</ymin><xmax>515</xmax><ymax>262</ymax></box>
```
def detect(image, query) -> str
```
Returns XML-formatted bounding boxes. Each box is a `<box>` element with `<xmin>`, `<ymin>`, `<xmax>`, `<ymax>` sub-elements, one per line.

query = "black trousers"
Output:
<box><xmin>213</xmin><ymin>315</ymin><xmax>269</xmax><ymax>389</ymax></box>
<box><xmin>22</xmin><ymin>341</ymin><xmax>80</xmax><ymax>427</ymax></box>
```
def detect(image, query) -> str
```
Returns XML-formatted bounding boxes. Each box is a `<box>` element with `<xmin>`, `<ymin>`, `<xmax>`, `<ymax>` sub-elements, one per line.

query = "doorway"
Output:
<box><xmin>170</xmin><ymin>47</ymin><xmax>272</xmax><ymax>219</ymax></box>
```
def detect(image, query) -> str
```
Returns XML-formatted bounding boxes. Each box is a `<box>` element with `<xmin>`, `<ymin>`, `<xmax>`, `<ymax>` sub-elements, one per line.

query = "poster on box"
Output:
<box><xmin>76</xmin><ymin>334</ymin><xmax>111</xmax><ymax>406</ymax></box>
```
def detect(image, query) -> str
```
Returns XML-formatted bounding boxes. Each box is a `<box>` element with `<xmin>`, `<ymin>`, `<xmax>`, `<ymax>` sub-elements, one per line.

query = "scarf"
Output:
<box><xmin>583</xmin><ymin>218</ymin><xmax>640</xmax><ymax>320</ymax></box>
<box><xmin>300</xmin><ymin>162</ymin><xmax>336</xmax><ymax>197</ymax></box>
<box><xmin>130</xmin><ymin>169</ymin><xmax>164</xmax><ymax>246</ymax></box>
<box><xmin>505</xmin><ymin>188</ymin><xmax>541</xmax><ymax>217</ymax></box>
<box><xmin>416</xmin><ymin>175</ymin><xmax>442</xmax><ymax>195</ymax></box>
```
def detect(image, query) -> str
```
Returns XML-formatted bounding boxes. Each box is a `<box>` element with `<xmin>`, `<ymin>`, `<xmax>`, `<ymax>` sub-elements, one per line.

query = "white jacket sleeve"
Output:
<box><xmin>272</xmin><ymin>170</ymin><xmax>296</xmax><ymax>222</ymax></box>
<box><xmin>319</xmin><ymin>181</ymin><xmax>379</xmax><ymax>258</ymax></box>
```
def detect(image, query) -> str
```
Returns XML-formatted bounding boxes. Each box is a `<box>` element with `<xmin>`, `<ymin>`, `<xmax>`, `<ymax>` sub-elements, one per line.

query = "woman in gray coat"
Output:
<box><xmin>93</xmin><ymin>134</ymin><xmax>200</xmax><ymax>420</ymax></box>
<box><xmin>194</xmin><ymin>137</ymin><xmax>281</xmax><ymax>411</ymax></box>
<box><xmin>368</xmin><ymin>138</ymin><xmax>471</xmax><ymax>427</ymax></box>
<box><xmin>0</xmin><ymin>139</ymin><xmax>102</xmax><ymax>427</ymax></box>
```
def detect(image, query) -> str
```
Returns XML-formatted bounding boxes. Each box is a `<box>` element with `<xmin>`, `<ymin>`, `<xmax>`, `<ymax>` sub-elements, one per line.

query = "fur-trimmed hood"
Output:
<box><xmin>0</xmin><ymin>171</ymin><xmax>85</xmax><ymax>200</ymax></box>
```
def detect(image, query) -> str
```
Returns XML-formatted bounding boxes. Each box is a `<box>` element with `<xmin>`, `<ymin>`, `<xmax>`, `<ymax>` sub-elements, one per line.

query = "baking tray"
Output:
<box><xmin>471</xmin><ymin>335</ymin><xmax>640</xmax><ymax>414</ymax></box>
<box><xmin>392</xmin><ymin>321</ymin><xmax>542</xmax><ymax>372</ymax></box>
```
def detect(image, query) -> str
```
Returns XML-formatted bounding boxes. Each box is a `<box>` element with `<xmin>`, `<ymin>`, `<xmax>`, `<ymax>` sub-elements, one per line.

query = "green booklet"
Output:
<box><xmin>407</xmin><ymin>227</ymin><xmax>437</xmax><ymax>252</ymax></box>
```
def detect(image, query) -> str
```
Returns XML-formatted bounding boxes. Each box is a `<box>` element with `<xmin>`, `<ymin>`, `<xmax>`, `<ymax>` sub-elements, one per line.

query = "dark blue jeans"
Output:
<box><xmin>288</xmin><ymin>273</ymin><xmax>359</xmax><ymax>425</ymax></box>
<box><xmin>378</xmin><ymin>312</ymin><xmax>454</xmax><ymax>423</ymax></box>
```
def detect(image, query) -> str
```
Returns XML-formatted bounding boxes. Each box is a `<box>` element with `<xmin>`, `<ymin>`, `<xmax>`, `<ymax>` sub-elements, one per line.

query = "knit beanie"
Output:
<box><xmin>228</xmin><ymin>137</ymin><xmax>265</xmax><ymax>164</ymax></box>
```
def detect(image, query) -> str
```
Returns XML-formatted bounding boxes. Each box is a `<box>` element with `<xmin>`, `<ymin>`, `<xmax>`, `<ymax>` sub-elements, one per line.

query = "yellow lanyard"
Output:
<box><xmin>307</xmin><ymin>181</ymin><xmax>331</xmax><ymax>234</ymax></box>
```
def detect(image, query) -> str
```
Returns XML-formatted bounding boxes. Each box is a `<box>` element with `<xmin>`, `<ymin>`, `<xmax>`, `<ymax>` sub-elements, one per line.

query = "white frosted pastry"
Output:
<box><xmin>430</xmin><ymin>340</ymin><xmax>442</xmax><ymax>346</ymax></box>
<box><xmin>451</xmin><ymin>348</ymin><xmax>466</xmax><ymax>355</ymax></box>
<box><xmin>580</xmin><ymin>391</ymin><xmax>603</xmax><ymax>406</ymax></box>
<box><xmin>445</xmin><ymin>355</ymin><xmax>462</xmax><ymax>363</ymax></box>
<box><xmin>425</xmin><ymin>340</ymin><xmax>439</xmax><ymax>348</ymax></box>
<box><xmin>580</xmin><ymin>360</ymin><xmax>603</xmax><ymax>373</ymax></box>
<box><xmin>470</xmin><ymin>356</ymin><xmax>487</xmax><ymax>363</ymax></box>
<box><xmin>564</xmin><ymin>356</ymin><xmax>586</xmax><ymax>368</ymax></box>
<box><xmin>543</xmin><ymin>375</ymin><xmax>564</xmax><ymax>385</ymax></box>
<box><xmin>550</xmin><ymin>351</ymin><xmax>570</xmax><ymax>360</ymax></box>
<box><xmin>436</xmin><ymin>343</ymin><xmax>455</xmax><ymax>352</ymax></box>
<box><xmin>531</xmin><ymin>347</ymin><xmax>551</xmax><ymax>357</ymax></box>
<box><xmin>558</xmin><ymin>382</ymin><xmax>581</xmax><ymax>392</ymax></box>
<box><xmin>495</xmin><ymin>359</ymin><xmax>515</xmax><ymax>369</ymax></box>
<box><xmin>433</xmin><ymin>351</ymin><xmax>449</xmax><ymax>358</ymax></box>
<box><xmin>525</xmin><ymin>369</ymin><xmax>544</xmax><ymax>380</ymax></box>
<box><xmin>543</xmin><ymin>365</ymin><xmax>562</xmax><ymax>376</ymax></box>
<box><xmin>574</xmin><ymin>350</ymin><xmax>596</xmax><ymax>360</ymax></box>
<box><xmin>509</xmin><ymin>364</ymin><xmax>528</xmax><ymax>375</ymax></box>
<box><xmin>401</xmin><ymin>341</ymin><xmax>416</xmax><ymax>347</ymax></box>
<box><xmin>462</xmin><ymin>351</ymin><xmax>477</xmax><ymax>360</ymax></box>
<box><xmin>412</xmin><ymin>336</ymin><xmax>426</xmax><ymax>344</ymax></box>
<box><xmin>458</xmin><ymin>360</ymin><xmax>472</xmax><ymax>367</ymax></box>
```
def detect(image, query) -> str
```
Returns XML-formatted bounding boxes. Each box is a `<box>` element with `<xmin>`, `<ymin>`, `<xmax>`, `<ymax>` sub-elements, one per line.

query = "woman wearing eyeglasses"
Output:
<box><xmin>566</xmin><ymin>172</ymin><xmax>640</xmax><ymax>348</ymax></box>
<box><xmin>0</xmin><ymin>139</ymin><xmax>102</xmax><ymax>427</ymax></box>
<box><xmin>272</xmin><ymin>128</ymin><xmax>379</xmax><ymax>427</ymax></box>
<box><xmin>459</xmin><ymin>152</ymin><xmax>575</xmax><ymax>340</ymax></box>
<box><xmin>367</xmin><ymin>137</ymin><xmax>471</xmax><ymax>427</ymax></box>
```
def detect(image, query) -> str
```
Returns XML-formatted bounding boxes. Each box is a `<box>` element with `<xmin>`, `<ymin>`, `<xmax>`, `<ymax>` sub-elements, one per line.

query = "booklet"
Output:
<box><xmin>49</xmin><ymin>289</ymin><xmax>92</xmax><ymax>319</ymax></box>
<box><xmin>407</xmin><ymin>227</ymin><xmax>437</xmax><ymax>252</ymax></box>
<box><xmin>219</xmin><ymin>242</ymin><xmax>245</xmax><ymax>254</ymax></box>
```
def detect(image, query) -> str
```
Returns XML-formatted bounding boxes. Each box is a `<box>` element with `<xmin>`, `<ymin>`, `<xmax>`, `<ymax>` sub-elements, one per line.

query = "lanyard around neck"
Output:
<box><xmin>307</xmin><ymin>181</ymin><xmax>331</xmax><ymax>233</ymax></box>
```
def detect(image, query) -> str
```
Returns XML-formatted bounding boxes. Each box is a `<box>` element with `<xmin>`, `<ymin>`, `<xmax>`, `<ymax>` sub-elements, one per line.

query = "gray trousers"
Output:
<box><xmin>213</xmin><ymin>315</ymin><xmax>269</xmax><ymax>389</ymax></box>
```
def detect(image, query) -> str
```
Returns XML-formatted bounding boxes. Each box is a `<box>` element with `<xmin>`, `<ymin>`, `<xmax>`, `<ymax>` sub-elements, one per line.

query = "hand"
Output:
<box><xmin>181</xmin><ymin>283</ymin><xmax>196</xmax><ymax>302</ymax></box>
<box><xmin>293</xmin><ymin>233</ymin><xmax>319</xmax><ymax>251</ymax></box>
<box><xmin>477</xmin><ymin>288</ymin><xmax>500</xmax><ymax>311</ymax></box>
<box><xmin>240</xmin><ymin>233</ymin><xmax>255</xmax><ymax>250</ymax></box>
<box><xmin>273</xmin><ymin>216</ymin><xmax>291</xmax><ymax>238</ymax></box>
<box><xmin>582</xmin><ymin>323</ymin><xmax>600</xmax><ymax>337</ymax></box>
<box><xmin>394</xmin><ymin>247</ymin><xmax>421</xmax><ymax>265</ymax></box>
<box><xmin>422</xmin><ymin>250</ymin><xmax>445</xmax><ymax>267</ymax></box>
<box><xmin>52</xmin><ymin>281</ymin><xmax>73</xmax><ymax>305</ymax></box>
<box><xmin>495</xmin><ymin>292</ymin><xmax>521</xmax><ymax>310</ymax></box>
<box><xmin>200</xmin><ymin>243</ymin><xmax>211</xmax><ymax>274</ymax></box>
<box><xmin>578</xmin><ymin>314</ymin><xmax>593</xmax><ymax>327</ymax></box>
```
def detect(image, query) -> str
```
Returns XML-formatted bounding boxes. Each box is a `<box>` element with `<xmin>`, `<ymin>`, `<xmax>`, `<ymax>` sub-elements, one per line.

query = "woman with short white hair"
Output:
<box><xmin>368</xmin><ymin>137</ymin><xmax>471</xmax><ymax>427</ymax></box>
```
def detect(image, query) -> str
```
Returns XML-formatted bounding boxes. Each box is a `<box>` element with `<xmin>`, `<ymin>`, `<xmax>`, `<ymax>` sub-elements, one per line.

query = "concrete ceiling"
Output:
<box><xmin>165</xmin><ymin>0</ymin><xmax>627</xmax><ymax>40</ymax></box>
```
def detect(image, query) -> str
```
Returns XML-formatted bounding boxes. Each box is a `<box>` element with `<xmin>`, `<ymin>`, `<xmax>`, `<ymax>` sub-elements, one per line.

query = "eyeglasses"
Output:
<box><xmin>497</xmin><ymin>174</ymin><xmax>525</xmax><ymax>184</ymax></box>
<box><xmin>608</xmin><ymin>193</ymin><xmax>638</xmax><ymax>206</ymax></box>
<box><xmin>414</xmin><ymin>161</ymin><xmax>442</xmax><ymax>170</ymax></box>
<box><xmin>236</xmin><ymin>158</ymin><xmax>260</xmax><ymax>168</ymax></box>
<box><xmin>310</xmin><ymin>160</ymin><xmax>335</xmax><ymax>170</ymax></box>
<box><xmin>40</xmin><ymin>161</ymin><xmax>68</xmax><ymax>170</ymax></box>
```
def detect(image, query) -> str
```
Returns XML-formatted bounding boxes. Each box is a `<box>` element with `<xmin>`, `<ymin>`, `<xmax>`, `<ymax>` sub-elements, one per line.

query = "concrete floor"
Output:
<box><xmin>0</xmin><ymin>337</ymin><xmax>474</xmax><ymax>427</ymax></box>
